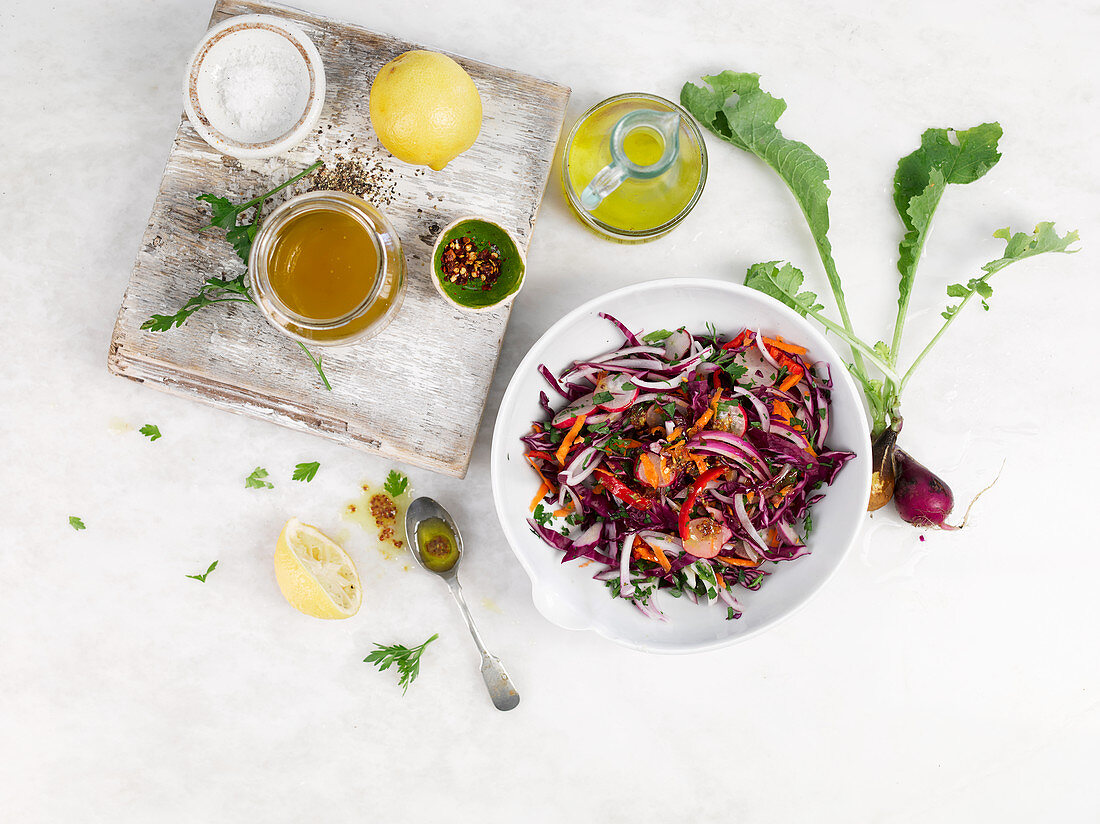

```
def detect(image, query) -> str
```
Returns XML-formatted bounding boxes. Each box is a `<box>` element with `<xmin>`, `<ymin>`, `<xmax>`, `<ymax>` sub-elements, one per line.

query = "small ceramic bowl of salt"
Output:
<box><xmin>184</xmin><ymin>14</ymin><xmax>325</xmax><ymax>159</ymax></box>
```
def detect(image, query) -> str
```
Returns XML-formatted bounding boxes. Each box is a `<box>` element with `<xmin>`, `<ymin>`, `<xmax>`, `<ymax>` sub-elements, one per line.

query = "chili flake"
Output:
<box><xmin>441</xmin><ymin>235</ymin><xmax>503</xmax><ymax>291</ymax></box>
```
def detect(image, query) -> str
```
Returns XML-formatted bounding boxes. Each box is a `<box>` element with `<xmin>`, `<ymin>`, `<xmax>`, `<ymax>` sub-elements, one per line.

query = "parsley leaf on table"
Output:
<box><xmin>292</xmin><ymin>461</ymin><xmax>320</xmax><ymax>482</ymax></box>
<box><xmin>186</xmin><ymin>560</ymin><xmax>218</xmax><ymax>583</ymax></box>
<box><xmin>364</xmin><ymin>633</ymin><xmax>439</xmax><ymax>694</ymax></box>
<box><xmin>245</xmin><ymin>467</ymin><xmax>273</xmax><ymax>490</ymax></box>
<box><xmin>383</xmin><ymin>470</ymin><xmax>409</xmax><ymax>497</ymax></box>
<box><xmin>69</xmin><ymin>516</ymin><xmax>86</xmax><ymax>531</ymax></box>
<box><xmin>138</xmin><ymin>424</ymin><xmax>162</xmax><ymax>441</ymax></box>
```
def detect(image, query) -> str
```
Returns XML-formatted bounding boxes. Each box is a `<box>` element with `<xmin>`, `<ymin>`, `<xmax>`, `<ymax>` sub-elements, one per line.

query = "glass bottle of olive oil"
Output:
<box><xmin>562</xmin><ymin>93</ymin><xmax>708</xmax><ymax>243</ymax></box>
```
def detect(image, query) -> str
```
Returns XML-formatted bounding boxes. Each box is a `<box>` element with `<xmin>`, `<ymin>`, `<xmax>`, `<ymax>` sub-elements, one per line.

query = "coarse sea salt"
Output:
<box><xmin>197</xmin><ymin>28</ymin><xmax>311</xmax><ymax>144</ymax></box>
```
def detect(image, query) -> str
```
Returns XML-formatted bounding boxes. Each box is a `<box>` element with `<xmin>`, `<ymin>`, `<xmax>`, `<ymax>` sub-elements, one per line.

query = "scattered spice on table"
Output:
<box><xmin>309</xmin><ymin>153</ymin><xmax>397</xmax><ymax>206</ymax></box>
<box><xmin>370</xmin><ymin>493</ymin><xmax>404</xmax><ymax>549</ymax></box>
<box><xmin>441</xmin><ymin>236</ymin><xmax>503</xmax><ymax>290</ymax></box>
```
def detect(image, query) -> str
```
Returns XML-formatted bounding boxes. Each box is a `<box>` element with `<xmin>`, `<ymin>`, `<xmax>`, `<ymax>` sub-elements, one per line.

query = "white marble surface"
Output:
<box><xmin>2</xmin><ymin>0</ymin><xmax>1098</xmax><ymax>820</ymax></box>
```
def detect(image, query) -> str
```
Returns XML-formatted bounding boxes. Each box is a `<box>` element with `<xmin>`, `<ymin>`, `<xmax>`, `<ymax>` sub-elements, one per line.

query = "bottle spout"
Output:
<box><xmin>652</xmin><ymin>111</ymin><xmax>682</xmax><ymax>147</ymax></box>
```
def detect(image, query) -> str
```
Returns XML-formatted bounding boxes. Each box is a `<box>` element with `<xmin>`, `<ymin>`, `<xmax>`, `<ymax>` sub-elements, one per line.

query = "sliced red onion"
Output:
<box><xmin>770</xmin><ymin>422</ymin><xmax>814</xmax><ymax>453</ymax></box>
<box><xmin>634</xmin><ymin>591</ymin><xmax>669</xmax><ymax>622</ymax></box>
<box><xmin>619</xmin><ymin>532</ymin><xmax>636</xmax><ymax>597</ymax></box>
<box><xmin>573</xmin><ymin>521</ymin><xmax>603</xmax><ymax>548</ymax></box>
<box><xmin>718</xmin><ymin>587</ymin><xmax>743</xmax><ymax>614</ymax></box>
<box><xmin>734</xmin><ymin>493</ymin><xmax>770</xmax><ymax>554</ymax></box>
<box><xmin>773</xmin><ymin>518</ymin><xmax>804</xmax><ymax>548</ymax></box>
<box><xmin>558</xmin><ymin>365</ymin><xmax>601</xmax><ymax>385</ymax></box>
<box><xmin>755</xmin><ymin>331</ymin><xmax>781</xmax><ymax>369</ymax></box>
<box><xmin>588</xmin><ymin>345</ymin><xmax>666</xmax><ymax>363</ymax></box>
<box><xmin>637</xmin><ymin>530</ymin><xmax>683</xmax><ymax>556</ymax></box>
<box><xmin>630</xmin><ymin>374</ymin><xmax>688</xmax><ymax>390</ymax></box>
<box><xmin>563</xmin><ymin>446</ymin><xmax>603</xmax><ymax>485</ymax></box>
<box><xmin>730</xmin><ymin>387</ymin><xmax>771</xmax><ymax>435</ymax></box>
<box><xmin>592</xmin><ymin>357</ymin><xmax>671</xmax><ymax>371</ymax></box>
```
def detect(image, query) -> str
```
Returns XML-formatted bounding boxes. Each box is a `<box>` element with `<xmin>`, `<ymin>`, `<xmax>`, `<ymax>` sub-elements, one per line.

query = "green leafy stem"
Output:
<box><xmin>681</xmin><ymin>72</ymin><xmax>1079</xmax><ymax>437</ymax></box>
<box><xmin>141</xmin><ymin>160</ymin><xmax>331</xmax><ymax>391</ymax></box>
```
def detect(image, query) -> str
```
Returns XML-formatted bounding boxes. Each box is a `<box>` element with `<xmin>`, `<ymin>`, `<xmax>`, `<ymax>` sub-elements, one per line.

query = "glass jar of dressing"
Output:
<box><xmin>250</xmin><ymin>191</ymin><xmax>406</xmax><ymax>346</ymax></box>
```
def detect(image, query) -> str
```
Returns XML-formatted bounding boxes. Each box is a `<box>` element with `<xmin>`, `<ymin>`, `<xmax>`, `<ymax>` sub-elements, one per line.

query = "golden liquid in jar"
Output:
<box><xmin>267</xmin><ymin>210</ymin><xmax>379</xmax><ymax>321</ymax></box>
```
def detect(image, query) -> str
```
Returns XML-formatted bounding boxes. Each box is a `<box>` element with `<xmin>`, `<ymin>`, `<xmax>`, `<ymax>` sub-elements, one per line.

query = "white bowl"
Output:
<box><xmin>183</xmin><ymin>14</ymin><xmax>325</xmax><ymax>159</ymax></box>
<box><xmin>490</xmin><ymin>278</ymin><xmax>871</xmax><ymax>653</ymax></box>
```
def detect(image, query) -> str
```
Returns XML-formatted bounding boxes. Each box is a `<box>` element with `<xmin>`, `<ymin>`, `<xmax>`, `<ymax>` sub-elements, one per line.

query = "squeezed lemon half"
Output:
<box><xmin>274</xmin><ymin>518</ymin><xmax>362</xmax><ymax>619</ymax></box>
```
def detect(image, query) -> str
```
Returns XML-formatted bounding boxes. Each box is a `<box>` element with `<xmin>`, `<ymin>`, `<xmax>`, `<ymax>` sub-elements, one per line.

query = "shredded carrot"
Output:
<box><xmin>578</xmin><ymin>560</ymin><xmax>593</xmax><ymax>568</ymax></box>
<box><xmin>764</xmin><ymin>337</ymin><xmax>808</xmax><ymax>356</ymax></box>
<box><xmin>715</xmin><ymin>571</ymin><xmax>727</xmax><ymax>589</ymax></box>
<box><xmin>745</xmin><ymin>490</ymin><xmax>756</xmax><ymax>503</ymax></box>
<box><xmin>525</xmin><ymin>455</ymin><xmax>556</xmax><ymax>489</ymax></box>
<box><xmin>667</xmin><ymin>426</ymin><xmax>682</xmax><ymax>443</ymax></box>
<box><xmin>631</xmin><ymin>537</ymin><xmax>657</xmax><ymax>563</ymax></box>
<box><xmin>778</xmin><ymin>370</ymin><xmax>803</xmax><ymax>393</ymax></box>
<box><xmin>715</xmin><ymin>555</ymin><xmax>759</xmax><ymax>568</ymax></box>
<box><xmin>770</xmin><ymin>484</ymin><xmax>796</xmax><ymax>508</ymax></box>
<box><xmin>555</xmin><ymin>413</ymin><xmax>587</xmax><ymax>465</ymax></box>
<box><xmin>691</xmin><ymin>454</ymin><xmax>710</xmax><ymax>474</ymax></box>
<box><xmin>617</xmin><ymin>438</ymin><xmax>644</xmax><ymax>449</ymax></box>
<box><xmin>553</xmin><ymin>501</ymin><xmax>575</xmax><ymax>517</ymax></box>
<box><xmin>690</xmin><ymin>389</ymin><xmax>723</xmax><ymax>434</ymax></box>
<box><xmin>772</xmin><ymin>400</ymin><xmax>793</xmax><ymax>424</ymax></box>
<box><xmin>767</xmin><ymin>527</ymin><xmax>778</xmax><ymax>547</ymax></box>
<box><xmin>644</xmin><ymin>539</ymin><xmax>672</xmax><ymax>572</ymax></box>
<box><xmin>529</xmin><ymin>481</ymin><xmax>550</xmax><ymax>512</ymax></box>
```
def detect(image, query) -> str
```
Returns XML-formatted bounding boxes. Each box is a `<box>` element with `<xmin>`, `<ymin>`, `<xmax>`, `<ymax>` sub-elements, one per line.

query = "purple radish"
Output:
<box><xmin>893</xmin><ymin>447</ymin><xmax>1003</xmax><ymax>530</ymax></box>
<box><xmin>892</xmin><ymin>448</ymin><xmax>957</xmax><ymax>529</ymax></box>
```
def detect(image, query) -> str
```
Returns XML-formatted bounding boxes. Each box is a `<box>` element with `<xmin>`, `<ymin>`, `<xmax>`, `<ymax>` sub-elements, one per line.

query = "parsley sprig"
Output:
<box><xmin>69</xmin><ymin>516</ymin><xmax>86</xmax><ymax>531</ymax></box>
<box><xmin>364</xmin><ymin>633</ymin><xmax>439</xmax><ymax>694</ymax></box>
<box><xmin>142</xmin><ymin>274</ymin><xmax>252</xmax><ymax>332</ymax></box>
<box><xmin>198</xmin><ymin>160</ymin><xmax>322</xmax><ymax>266</ymax></box>
<box><xmin>140</xmin><ymin>161</ymin><xmax>332</xmax><ymax>391</ymax></box>
<box><xmin>186</xmin><ymin>560</ymin><xmax>218</xmax><ymax>583</ymax></box>
<box><xmin>292</xmin><ymin>461</ymin><xmax>320</xmax><ymax>482</ymax></box>
<box><xmin>245</xmin><ymin>467</ymin><xmax>273</xmax><ymax>490</ymax></box>
<box><xmin>138</xmin><ymin>424</ymin><xmax>162</xmax><ymax>441</ymax></box>
<box><xmin>384</xmin><ymin>470</ymin><xmax>409</xmax><ymax>497</ymax></box>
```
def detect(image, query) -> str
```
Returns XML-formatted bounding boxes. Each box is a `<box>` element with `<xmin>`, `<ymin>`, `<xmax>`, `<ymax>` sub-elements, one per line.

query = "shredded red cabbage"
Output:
<box><xmin>523</xmin><ymin>317</ymin><xmax>855</xmax><ymax>621</ymax></box>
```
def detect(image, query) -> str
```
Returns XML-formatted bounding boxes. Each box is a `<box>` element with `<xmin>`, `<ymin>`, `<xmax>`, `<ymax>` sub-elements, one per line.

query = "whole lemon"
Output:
<box><xmin>369</xmin><ymin>50</ymin><xmax>483</xmax><ymax>171</ymax></box>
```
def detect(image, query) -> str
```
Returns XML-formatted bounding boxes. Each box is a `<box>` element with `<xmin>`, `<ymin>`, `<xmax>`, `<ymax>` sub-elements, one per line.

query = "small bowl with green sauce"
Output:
<box><xmin>430</xmin><ymin>217</ymin><xmax>526</xmax><ymax>312</ymax></box>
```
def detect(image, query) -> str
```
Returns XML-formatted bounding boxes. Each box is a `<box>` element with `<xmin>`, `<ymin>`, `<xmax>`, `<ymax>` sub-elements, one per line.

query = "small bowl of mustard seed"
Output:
<box><xmin>430</xmin><ymin>217</ymin><xmax>526</xmax><ymax>312</ymax></box>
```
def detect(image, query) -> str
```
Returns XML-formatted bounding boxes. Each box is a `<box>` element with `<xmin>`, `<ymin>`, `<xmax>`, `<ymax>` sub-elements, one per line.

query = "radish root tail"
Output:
<box><xmin>946</xmin><ymin>460</ymin><xmax>1006</xmax><ymax>530</ymax></box>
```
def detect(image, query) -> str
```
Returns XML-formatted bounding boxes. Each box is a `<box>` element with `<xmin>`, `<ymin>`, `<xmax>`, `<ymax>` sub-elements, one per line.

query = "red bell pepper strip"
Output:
<box><xmin>593</xmin><ymin>468</ymin><xmax>653</xmax><ymax>511</ymax></box>
<box><xmin>678</xmin><ymin>466</ymin><xmax>727</xmax><ymax>542</ymax></box>
<box><xmin>720</xmin><ymin>329</ymin><xmax>754</xmax><ymax>351</ymax></box>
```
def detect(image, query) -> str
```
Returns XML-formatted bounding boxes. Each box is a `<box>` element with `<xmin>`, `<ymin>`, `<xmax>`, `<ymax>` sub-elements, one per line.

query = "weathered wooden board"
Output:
<box><xmin>108</xmin><ymin>0</ymin><xmax>570</xmax><ymax>477</ymax></box>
